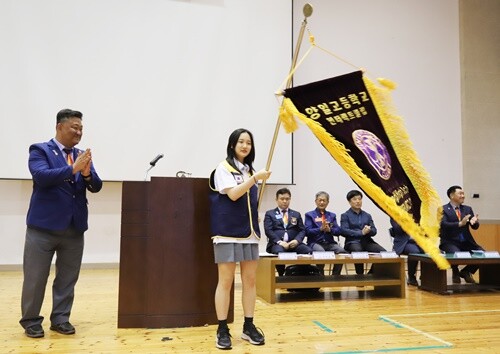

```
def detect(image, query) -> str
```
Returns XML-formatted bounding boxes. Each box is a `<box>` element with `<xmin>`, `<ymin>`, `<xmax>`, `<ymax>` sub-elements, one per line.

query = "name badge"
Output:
<box><xmin>454</xmin><ymin>251</ymin><xmax>472</xmax><ymax>258</ymax></box>
<box><xmin>234</xmin><ymin>175</ymin><xmax>244</xmax><ymax>184</ymax></box>
<box><xmin>351</xmin><ymin>252</ymin><xmax>369</xmax><ymax>259</ymax></box>
<box><xmin>278</xmin><ymin>252</ymin><xmax>298</xmax><ymax>260</ymax></box>
<box><xmin>313</xmin><ymin>251</ymin><xmax>336</xmax><ymax>260</ymax></box>
<box><xmin>484</xmin><ymin>251</ymin><xmax>500</xmax><ymax>258</ymax></box>
<box><xmin>380</xmin><ymin>251</ymin><xmax>398</xmax><ymax>258</ymax></box>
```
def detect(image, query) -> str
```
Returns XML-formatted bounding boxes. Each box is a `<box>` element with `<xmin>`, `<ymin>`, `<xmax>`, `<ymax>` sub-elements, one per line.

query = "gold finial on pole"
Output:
<box><xmin>303</xmin><ymin>3</ymin><xmax>313</xmax><ymax>17</ymax></box>
<box><xmin>257</xmin><ymin>3</ymin><xmax>313</xmax><ymax>210</ymax></box>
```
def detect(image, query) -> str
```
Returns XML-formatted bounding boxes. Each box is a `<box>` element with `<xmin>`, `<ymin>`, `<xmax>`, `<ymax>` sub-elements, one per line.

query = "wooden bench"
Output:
<box><xmin>409</xmin><ymin>253</ymin><xmax>500</xmax><ymax>294</ymax></box>
<box><xmin>256</xmin><ymin>255</ymin><xmax>406</xmax><ymax>304</ymax></box>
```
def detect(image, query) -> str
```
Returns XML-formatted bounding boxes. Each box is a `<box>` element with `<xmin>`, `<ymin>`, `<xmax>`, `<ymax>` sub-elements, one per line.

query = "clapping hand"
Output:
<box><xmin>73</xmin><ymin>148</ymin><xmax>92</xmax><ymax>176</ymax></box>
<box><xmin>320</xmin><ymin>221</ymin><xmax>331</xmax><ymax>232</ymax></box>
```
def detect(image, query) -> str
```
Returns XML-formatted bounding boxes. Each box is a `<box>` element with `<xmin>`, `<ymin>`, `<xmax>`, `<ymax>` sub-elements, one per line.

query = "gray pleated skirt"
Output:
<box><xmin>213</xmin><ymin>243</ymin><xmax>259</xmax><ymax>263</ymax></box>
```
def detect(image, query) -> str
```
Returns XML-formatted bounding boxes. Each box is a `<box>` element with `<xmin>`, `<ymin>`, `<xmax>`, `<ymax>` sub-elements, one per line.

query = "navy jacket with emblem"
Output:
<box><xmin>439</xmin><ymin>202</ymin><xmax>480</xmax><ymax>248</ymax></box>
<box><xmin>26</xmin><ymin>139</ymin><xmax>102</xmax><ymax>232</ymax></box>
<box><xmin>264</xmin><ymin>207</ymin><xmax>306</xmax><ymax>252</ymax></box>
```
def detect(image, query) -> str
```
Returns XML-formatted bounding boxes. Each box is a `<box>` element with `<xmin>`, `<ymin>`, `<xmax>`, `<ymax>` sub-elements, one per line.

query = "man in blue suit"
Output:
<box><xmin>390</xmin><ymin>218</ymin><xmax>424</xmax><ymax>286</ymax></box>
<box><xmin>264</xmin><ymin>188</ymin><xmax>311</xmax><ymax>276</ymax></box>
<box><xmin>440</xmin><ymin>185</ymin><xmax>482</xmax><ymax>284</ymax></box>
<box><xmin>341</xmin><ymin>190</ymin><xmax>386</xmax><ymax>274</ymax></box>
<box><xmin>20</xmin><ymin>109</ymin><xmax>103</xmax><ymax>338</ymax></box>
<box><xmin>305</xmin><ymin>191</ymin><xmax>347</xmax><ymax>275</ymax></box>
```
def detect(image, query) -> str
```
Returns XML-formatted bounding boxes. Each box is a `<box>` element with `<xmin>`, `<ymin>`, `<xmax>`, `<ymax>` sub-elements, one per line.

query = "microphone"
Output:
<box><xmin>176</xmin><ymin>170</ymin><xmax>192</xmax><ymax>178</ymax></box>
<box><xmin>144</xmin><ymin>153</ymin><xmax>164</xmax><ymax>181</ymax></box>
<box><xmin>149</xmin><ymin>153</ymin><xmax>164</xmax><ymax>167</ymax></box>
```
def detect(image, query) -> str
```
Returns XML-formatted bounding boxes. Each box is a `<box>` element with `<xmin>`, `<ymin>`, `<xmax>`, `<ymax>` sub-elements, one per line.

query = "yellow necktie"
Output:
<box><xmin>63</xmin><ymin>149</ymin><xmax>73</xmax><ymax>165</ymax></box>
<box><xmin>282</xmin><ymin>210</ymin><xmax>288</xmax><ymax>226</ymax></box>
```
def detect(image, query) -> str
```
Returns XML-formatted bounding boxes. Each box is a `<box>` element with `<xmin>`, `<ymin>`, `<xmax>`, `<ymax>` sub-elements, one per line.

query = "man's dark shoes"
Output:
<box><xmin>452</xmin><ymin>273</ymin><xmax>461</xmax><ymax>284</ymax></box>
<box><xmin>25</xmin><ymin>324</ymin><xmax>44</xmax><ymax>338</ymax></box>
<box><xmin>407</xmin><ymin>277</ymin><xmax>418</xmax><ymax>286</ymax></box>
<box><xmin>216</xmin><ymin>327</ymin><xmax>232</xmax><ymax>350</ymax></box>
<box><xmin>460</xmin><ymin>270</ymin><xmax>476</xmax><ymax>284</ymax></box>
<box><xmin>241</xmin><ymin>323</ymin><xmax>265</xmax><ymax>345</ymax></box>
<box><xmin>50</xmin><ymin>322</ymin><xmax>75</xmax><ymax>335</ymax></box>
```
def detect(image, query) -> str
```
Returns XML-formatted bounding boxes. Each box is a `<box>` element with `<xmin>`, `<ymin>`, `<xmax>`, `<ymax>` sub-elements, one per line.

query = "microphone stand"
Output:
<box><xmin>144</xmin><ymin>165</ymin><xmax>154</xmax><ymax>181</ymax></box>
<box><xmin>257</xmin><ymin>3</ymin><xmax>313</xmax><ymax>211</ymax></box>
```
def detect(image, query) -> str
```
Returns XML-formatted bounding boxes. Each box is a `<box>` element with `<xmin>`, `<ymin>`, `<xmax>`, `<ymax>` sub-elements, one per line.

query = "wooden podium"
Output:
<box><xmin>118</xmin><ymin>177</ymin><xmax>233</xmax><ymax>328</ymax></box>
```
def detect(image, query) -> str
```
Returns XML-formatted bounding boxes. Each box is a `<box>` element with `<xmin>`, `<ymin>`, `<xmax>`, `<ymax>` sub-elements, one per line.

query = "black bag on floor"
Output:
<box><xmin>284</xmin><ymin>264</ymin><xmax>321</xmax><ymax>292</ymax></box>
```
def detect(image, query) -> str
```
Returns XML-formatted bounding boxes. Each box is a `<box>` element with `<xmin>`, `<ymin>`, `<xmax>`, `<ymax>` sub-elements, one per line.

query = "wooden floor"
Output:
<box><xmin>1</xmin><ymin>266</ymin><xmax>499</xmax><ymax>354</ymax></box>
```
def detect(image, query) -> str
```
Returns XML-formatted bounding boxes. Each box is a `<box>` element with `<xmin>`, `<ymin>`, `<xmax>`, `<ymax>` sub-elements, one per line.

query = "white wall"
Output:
<box><xmin>460</xmin><ymin>0</ymin><xmax>500</xmax><ymax>220</ymax></box>
<box><xmin>0</xmin><ymin>0</ymin><xmax>293</xmax><ymax>184</ymax></box>
<box><xmin>1</xmin><ymin>0</ymin><xmax>464</xmax><ymax>265</ymax></box>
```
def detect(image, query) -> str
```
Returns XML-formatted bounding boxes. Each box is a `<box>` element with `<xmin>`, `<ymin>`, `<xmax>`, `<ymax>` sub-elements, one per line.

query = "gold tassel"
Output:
<box><xmin>377</xmin><ymin>78</ymin><xmax>397</xmax><ymax>90</ymax></box>
<box><xmin>279</xmin><ymin>99</ymin><xmax>300</xmax><ymax>133</ymax></box>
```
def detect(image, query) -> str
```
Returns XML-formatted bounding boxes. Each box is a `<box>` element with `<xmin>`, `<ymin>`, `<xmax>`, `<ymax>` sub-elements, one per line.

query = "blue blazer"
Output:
<box><xmin>390</xmin><ymin>218</ymin><xmax>420</xmax><ymax>255</ymax></box>
<box><xmin>340</xmin><ymin>208</ymin><xmax>377</xmax><ymax>246</ymax></box>
<box><xmin>439</xmin><ymin>202</ymin><xmax>480</xmax><ymax>247</ymax></box>
<box><xmin>304</xmin><ymin>208</ymin><xmax>341</xmax><ymax>247</ymax></box>
<box><xmin>26</xmin><ymin>139</ymin><xmax>103</xmax><ymax>232</ymax></box>
<box><xmin>264</xmin><ymin>207</ymin><xmax>306</xmax><ymax>251</ymax></box>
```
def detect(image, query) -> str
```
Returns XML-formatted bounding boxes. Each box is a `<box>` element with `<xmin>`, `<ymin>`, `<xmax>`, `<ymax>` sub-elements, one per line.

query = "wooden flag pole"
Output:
<box><xmin>258</xmin><ymin>3</ymin><xmax>313</xmax><ymax>210</ymax></box>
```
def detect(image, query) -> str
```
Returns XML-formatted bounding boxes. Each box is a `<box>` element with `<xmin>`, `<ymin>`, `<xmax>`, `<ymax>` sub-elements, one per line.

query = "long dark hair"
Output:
<box><xmin>225</xmin><ymin>128</ymin><xmax>255</xmax><ymax>172</ymax></box>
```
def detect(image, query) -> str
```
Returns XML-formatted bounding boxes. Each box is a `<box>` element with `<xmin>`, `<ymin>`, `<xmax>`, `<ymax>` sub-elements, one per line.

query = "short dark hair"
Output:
<box><xmin>225</xmin><ymin>128</ymin><xmax>255</xmax><ymax>172</ymax></box>
<box><xmin>276</xmin><ymin>188</ymin><xmax>291</xmax><ymax>198</ymax></box>
<box><xmin>447</xmin><ymin>185</ymin><xmax>462</xmax><ymax>198</ymax></box>
<box><xmin>56</xmin><ymin>109</ymin><xmax>83</xmax><ymax>123</ymax></box>
<box><xmin>346</xmin><ymin>189</ymin><xmax>362</xmax><ymax>201</ymax></box>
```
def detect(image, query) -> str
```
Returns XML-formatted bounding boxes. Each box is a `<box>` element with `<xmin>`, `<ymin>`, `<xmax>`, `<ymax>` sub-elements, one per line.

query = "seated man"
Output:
<box><xmin>340</xmin><ymin>190</ymin><xmax>386</xmax><ymax>274</ymax></box>
<box><xmin>439</xmin><ymin>185</ymin><xmax>483</xmax><ymax>284</ymax></box>
<box><xmin>390</xmin><ymin>218</ymin><xmax>423</xmax><ymax>286</ymax></box>
<box><xmin>264</xmin><ymin>188</ymin><xmax>311</xmax><ymax>276</ymax></box>
<box><xmin>305</xmin><ymin>191</ymin><xmax>347</xmax><ymax>275</ymax></box>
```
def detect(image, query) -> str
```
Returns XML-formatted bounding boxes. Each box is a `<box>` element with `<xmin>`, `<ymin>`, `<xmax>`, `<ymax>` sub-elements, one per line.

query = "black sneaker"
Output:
<box><xmin>407</xmin><ymin>277</ymin><xmax>418</xmax><ymax>286</ymax></box>
<box><xmin>50</xmin><ymin>322</ymin><xmax>75</xmax><ymax>335</ymax></box>
<box><xmin>216</xmin><ymin>327</ymin><xmax>232</xmax><ymax>350</ymax></box>
<box><xmin>241</xmin><ymin>323</ymin><xmax>265</xmax><ymax>345</ymax></box>
<box><xmin>25</xmin><ymin>324</ymin><xmax>44</xmax><ymax>338</ymax></box>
